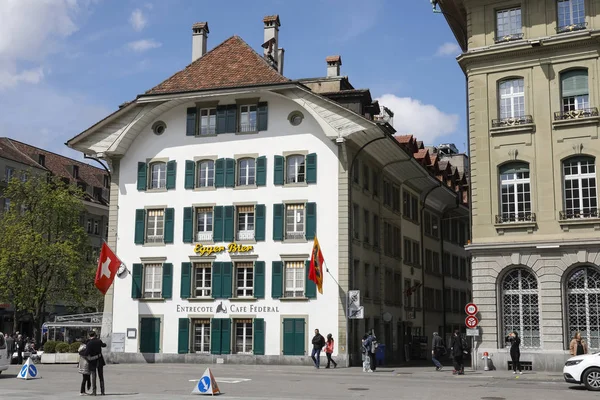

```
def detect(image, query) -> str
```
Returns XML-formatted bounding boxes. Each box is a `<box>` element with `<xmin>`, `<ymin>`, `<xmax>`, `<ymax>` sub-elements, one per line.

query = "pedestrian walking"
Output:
<box><xmin>431</xmin><ymin>332</ymin><xmax>445</xmax><ymax>371</ymax></box>
<box><xmin>78</xmin><ymin>341</ymin><xmax>92</xmax><ymax>396</ymax></box>
<box><xmin>6</xmin><ymin>334</ymin><xmax>15</xmax><ymax>363</ymax></box>
<box><xmin>16</xmin><ymin>334</ymin><xmax>25</xmax><ymax>365</ymax></box>
<box><xmin>325</xmin><ymin>333</ymin><xmax>337</xmax><ymax>368</ymax></box>
<box><xmin>361</xmin><ymin>335</ymin><xmax>371</xmax><ymax>372</ymax></box>
<box><xmin>506</xmin><ymin>331</ymin><xmax>522</xmax><ymax>374</ymax></box>
<box><xmin>84</xmin><ymin>331</ymin><xmax>107</xmax><ymax>395</ymax></box>
<box><xmin>310</xmin><ymin>329</ymin><xmax>325</xmax><ymax>369</ymax></box>
<box><xmin>363</xmin><ymin>331</ymin><xmax>378</xmax><ymax>371</ymax></box>
<box><xmin>450</xmin><ymin>330</ymin><xmax>464</xmax><ymax>375</ymax></box>
<box><xmin>570</xmin><ymin>332</ymin><xmax>588</xmax><ymax>356</ymax></box>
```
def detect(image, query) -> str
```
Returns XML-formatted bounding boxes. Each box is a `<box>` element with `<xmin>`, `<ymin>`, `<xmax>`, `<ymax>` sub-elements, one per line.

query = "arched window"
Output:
<box><xmin>196</xmin><ymin>160</ymin><xmax>215</xmax><ymax>188</ymax></box>
<box><xmin>149</xmin><ymin>162</ymin><xmax>166</xmax><ymax>189</ymax></box>
<box><xmin>566</xmin><ymin>266</ymin><xmax>600</xmax><ymax>351</ymax></box>
<box><xmin>237</xmin><ymin>158</ymin><xmax>256</xmax><ymax>186</ymax></box>
<box><xmin>499</xmin><ymin>162</ymin><xmax>532</xmax><ymax>222</ymax></box>
<box><xmin>561</xmin><ymin>69</ymin><xmax>589</xmax><ymax>113</ymax></box>
<box><xmin>501</xmin><ymin>268</ymin><xmax>541</xmax><ymax>348</ymax></box>
<box><xmin>499</xmin><ymin>78</ymin><xmax>525</xmax><ymax>119</ymax></box>
<box><xmin>562</xmin><ymin>156</ymin><xmax>597</xmax><ymax>219</ymax></box>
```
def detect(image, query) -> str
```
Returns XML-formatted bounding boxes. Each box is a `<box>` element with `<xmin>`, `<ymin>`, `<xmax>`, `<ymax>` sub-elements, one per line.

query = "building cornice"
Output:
<box><xmin>466</xmin><ymin>238</ymin><xmax>600</xmax><ymax>253</ymax></box>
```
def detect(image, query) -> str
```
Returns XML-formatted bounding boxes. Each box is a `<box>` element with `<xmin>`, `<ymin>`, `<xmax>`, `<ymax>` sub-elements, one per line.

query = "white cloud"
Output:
<box><xmin>435</xmin><ymin>42</ymin><xmax>461</xmax><ymax>57</ymax></box>
<box><xmin>129</xmin><ymin>8</ymin><xmax>147</xmax><ymax>31</ymax></box>
<box><xmin>376</xmin><ymin>94</ymin><xmax>460</xmax><ymax>144</ymax></box>
<box><xmin>0</xmin><ymin>66</ymin><xmax>44</xmax><ymax>89</ymax></box>
<box><xmin>127</xmin><ymin>39</ymin><xmax>161</xmax><ymax>53</ymax></box>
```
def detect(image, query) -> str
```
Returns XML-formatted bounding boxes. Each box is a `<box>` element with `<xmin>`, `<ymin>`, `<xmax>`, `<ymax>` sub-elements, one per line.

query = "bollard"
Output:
<box><xmin>482</xmin><ymin>351</ymin><xmax>490</xmax><ymax>371</ymax></box>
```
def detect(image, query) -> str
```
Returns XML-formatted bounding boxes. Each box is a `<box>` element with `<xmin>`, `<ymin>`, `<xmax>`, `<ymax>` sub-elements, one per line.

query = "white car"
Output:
<box><xmin>0</xmin><ymin>333</ymin><xmax>9</xmax><ymax>374</ymax></box>
<box><xmin>563</xmin><ymin>352</ymin><xmax>600</xmax><ymax>391</ymax></box>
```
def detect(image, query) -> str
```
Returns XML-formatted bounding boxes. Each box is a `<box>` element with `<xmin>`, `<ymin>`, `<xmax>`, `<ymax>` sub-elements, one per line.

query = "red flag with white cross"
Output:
<box><xmin>95</xmin><ymin>242</ymin><xmax>122</xmax><ymax>295</ymax></box>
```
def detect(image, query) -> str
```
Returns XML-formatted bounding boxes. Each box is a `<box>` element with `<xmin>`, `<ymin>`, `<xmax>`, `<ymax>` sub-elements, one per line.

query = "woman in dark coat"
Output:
<box><xmin>507</xmin><ymin>331</ymin><xmax>521</xmax><ymax>374</ymax></box>
<box><xmin>450</xmin><ymin>330</ymin><xmax>464</xmax><ymax>375</ymax></box>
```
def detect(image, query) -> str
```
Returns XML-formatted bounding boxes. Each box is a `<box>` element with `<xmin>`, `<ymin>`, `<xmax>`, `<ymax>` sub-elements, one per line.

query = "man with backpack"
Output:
<box><xmin>363</xmin><ymin>331</ymin><xmax>378</xmax><ymax>372</ymax></box>
<box><xmin>431</xmin><ymin>332</ymin><xmax>445</xmax><ymax>371</ymax></box>
<box><xmin>450</xmin><ymin>330</ymin><xmax>469</xmax><ymax>375</ymax></box>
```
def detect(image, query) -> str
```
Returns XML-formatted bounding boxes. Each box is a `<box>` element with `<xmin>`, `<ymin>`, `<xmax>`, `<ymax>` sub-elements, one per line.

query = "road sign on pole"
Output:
<box><xmin>465</xmin><ymin>315</ymin><xmax>479</xmax><ymax>329</ymax></box>
<box><xmin>465</xmin><ymin>303</ymin><xmax>478</xmax><ymax>316</ymax></box>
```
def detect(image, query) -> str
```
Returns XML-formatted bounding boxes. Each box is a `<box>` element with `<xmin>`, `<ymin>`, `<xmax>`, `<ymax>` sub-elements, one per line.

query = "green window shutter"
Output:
<box><xmin>271</xmin><ymin>261</ymin><xmax>283</xmax><ymax>299</ymax></box>
<box><xmin>166</xmin><ymin>160</ymin><xmax>177</xmax><ymax>190</ymax></box>
<box><xmin>256</xmin><ymin>156</ymin><xmax>267</xmax><ymax>186</ymax></box>
<box><xmin>273</xmin><ymin>203</ymin><xmax>283</xmax><ymax>240</ymax></box>
<box><xmin>305</xmin><ymin>260</ymin><xmax>316</xmax><ymax>299</ymax></box>
<box><xmin>184</xmin><ymin>160</ymin><xmax>195</xmax><ymax>189</ymax></box>
<box><xmin>253</xmin><ymin>318</ymin><xmax>265</xmax><ymax>355</ymax></box>
<box><xmin>210</xmin><ymin>319</ymin><xmax>222</xmax><ymax>354</ymax></box>
<box><xmin>137</xmin><ymin>162</ymin><xmax>147</xmax><ymax>191</ymax></box>
<box><xmin>283</xmin><ymin>319</ymin><xmax>295</xmax><ymax>355</ymax></box>
<box><xmin>164</xmin><ymin>208</ymin><xmax>174</xmax><ymax>244</ymax></box>
<box><xmin>257</xmin><ymin>102</ymin><xmax>268</xmax><ymax>131</ymax></box>
<box><xmin>222</xmin><ymin>262</ymin><xmax>233</xmax><ymax>298</ymax></box>
<box><xmin>183</xmin><ymin>207</ymin><xmax>193</xmax><ymax>243</ymax></box>
<box><xmin>226</xmin><ymin>105</ymin><xmax>237</xmax><ymax>133</ymax></box>
<box><xmin>223</xmin><ymin>206</ymin><xmax>234</xmax><ymax>242</ymax></box>
<box><xmin>162</xmin><ymin>263</ymin><xmax>173</xmax><ymax>299</ymax></box>
<box><xmin>215</xmin><ymin>158</ymin><xmax>225</xmax><ymax>188</ymax></box>
<box><xmin>178</xmin><ymin>318</ymin><xmax>190</xmax><ymax>354</ymax></box>
<box><xmin>180</xmin><ymin>262</ymin><xmax>191</xmax><ymax>299</ymax></box>
<box><xmin>562</xmin><ymin>70</ymin><xmax>589</xmax><ymax>97</ymax></box>
<box><xmin>274</xmin><ymin>155</ymin><xmax>284</xmax><ymax>185</ymax></box>
<box><xmin>215</xmin><ymin>106</ymin><xmax>227</xmax><ymax>134</ymax></box>
<box><xmin>131</xmin><ymin>263</ymin><xmax>143</xmax><ymax>299</ymax></box>
<box><xmin>220</xmin><ymin>318</ymin><xmax>232</xmax><ymax>354</ymax></box>
<box><xmin>212</xmin><ymin>262</ymin><xmax>223</xmax><ymax>298</ymax></box>
<box><xmin>255</xmin><ymin>204</ymin><xmax>266</xmax><ymax>241</ymax></box>
<box><xmin>305</xmin><ymin>202</ymin><xmax>317</xmax><ymax>240</ymax></box>
<box><xmin>213</xmin><ymin>206</ymin><xmax>224</xmax><ymax>242</ymax></box>
<box><xmin>134</xmin><ymin>209</ymin><xmax>145</xmax><ymax>244</ymax></box>
<box><xmin>186</xmin><ymin>107</ymin><xmax>197</xmax><ymax>136</ymax></box>
<box><xmin>306</xmin><ymin>153</ymin><xmax>317</xmax><ymax>184</ymax></box>
<box><xmin>254</xmin><ymin>261</ymin><xmax>265</xmax><ymax>299</ymax></box>
<box><xmin>225</xmin><ymin>158</ymin><xmax>235</xmax><ymax>188</ymax></box>
<box><xmin>294</xmin><ymin>319</ymin><xmax>305</xmax><ymax>356</ymax></box>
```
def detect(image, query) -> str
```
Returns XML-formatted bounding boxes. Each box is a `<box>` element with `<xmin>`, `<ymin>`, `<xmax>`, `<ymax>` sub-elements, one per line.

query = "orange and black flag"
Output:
<box><xmin>309</xmin><ymin>237</ymin><xmax>325</xmax><ymax>294</ymax></box>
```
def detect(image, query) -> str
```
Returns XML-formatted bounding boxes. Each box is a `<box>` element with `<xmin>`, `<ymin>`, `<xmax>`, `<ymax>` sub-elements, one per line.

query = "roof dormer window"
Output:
<box><xmin>38</xmin><ymin>154</ymin><xmax>45</xmax><ymax>167</ymax></box>
<box><xmin>73</xmin><ymin>165</ymin><xmax>79</xmax><ymax>179</ymax></box>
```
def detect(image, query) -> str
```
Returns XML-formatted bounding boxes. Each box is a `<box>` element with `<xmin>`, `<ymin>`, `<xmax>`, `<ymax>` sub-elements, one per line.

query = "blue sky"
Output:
<box><xmin>0</xmin><ymin>0</ymin><xmax>466</xmax><ymax>160</ymax></box>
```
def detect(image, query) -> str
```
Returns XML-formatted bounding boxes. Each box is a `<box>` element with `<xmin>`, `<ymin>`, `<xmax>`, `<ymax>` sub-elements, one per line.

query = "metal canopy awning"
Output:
<box><xmin>44</xmin><ymin>322</ymin><xmax>102</xmax><ymax>329</ymax></box>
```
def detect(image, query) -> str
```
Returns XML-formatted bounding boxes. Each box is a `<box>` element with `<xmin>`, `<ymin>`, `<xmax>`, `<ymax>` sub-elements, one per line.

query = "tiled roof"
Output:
<box><xmin>263</xmin><ymin>15</ymin><xmax>280</xmax><ymax>24</ymax></box>
<box><xmin>395</xmin><ymin>135</ymin><xmax>413</xmax><ymax>144</ymax></box>
<box><xmin>145</xmin><ymin>36</ymin><xmax>289</xmax><ymax>95</ymax></box>
<box><xmin>192</xmin><ymin>22</ymin><xmax>209</xmax><ymax>30</ymax></box>
<box><xmin>0</xmin><ymin>138</ymin><xmax>45</xmax><ymax>169</ymax></box>
<box><xmin>326</xmin><ymin>55</ymin><xmax>342</xmax><ymax>64</ymax></box>
<box><xmin>415</xmin><ymin>149</ymin><xmax>428</xmax><ymax>160</ymax></box>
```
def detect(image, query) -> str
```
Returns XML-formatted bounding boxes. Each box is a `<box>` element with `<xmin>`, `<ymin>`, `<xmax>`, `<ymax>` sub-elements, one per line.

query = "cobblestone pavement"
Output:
<box><xmin>0</xmin><ymin>363</ymin><xmax>589</xmax><ymax>399</ymax></box>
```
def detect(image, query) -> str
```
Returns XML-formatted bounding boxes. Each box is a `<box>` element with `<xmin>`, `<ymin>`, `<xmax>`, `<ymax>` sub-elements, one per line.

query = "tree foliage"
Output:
<box><xmin>0</xmin><ymin>175</ymin><xmax>99</xmax><ymax>339</ymax></box>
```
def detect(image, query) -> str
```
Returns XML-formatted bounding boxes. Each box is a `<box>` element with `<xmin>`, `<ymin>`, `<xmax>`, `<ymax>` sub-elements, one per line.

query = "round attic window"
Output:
<box><xmin>288</xmin><ymin>111</ymin><xmax>304</xmax><ymax>126</ymax></box>
<box><xmin>152</xmin><ymin>121</ymin><xmax>167</xmax><ymax>135</ymax></box>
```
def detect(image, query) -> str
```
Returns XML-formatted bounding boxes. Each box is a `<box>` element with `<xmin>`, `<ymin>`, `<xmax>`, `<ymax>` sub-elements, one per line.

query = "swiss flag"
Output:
<box><xmin>95</xmin><ymin>242</ymin><xmax>122</xmax><ymax>295</ymax></box>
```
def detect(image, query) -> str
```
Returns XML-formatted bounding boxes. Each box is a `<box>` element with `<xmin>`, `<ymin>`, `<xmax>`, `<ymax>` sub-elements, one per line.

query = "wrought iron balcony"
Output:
<box><xmin>285</xmin><ymin>231</ymin><xmax>305</xmax><ymax>240</ymax></box>
<box><xmin>556</xmin><ymin>22</ymin><xmax>587</xmax><ymax>34</ymax></box>
<box><xmin>495</xmin><ymin>212</ymin><xmax>536</xmax><ymax>224</ymax></box>
<box><xmin>491</xmin><ymin>115</ymin><xmax>534</xmax><ymax>128</ymax></box>
<box><xmin>559</xmin><ymin>209</ymin><xmax>599</xmax><ymax>220</ymax></box>
<box><xmin>196</xmin><ymin>231</ymin><xmax>213</xmax><ymax>242</ymax></box>
<box><xmin>237</xmin><ymin>230</ymin><xmax>255</xmax><ymax>241</ymax></box>
<box><xmin>554</xmin><ymin>107</ymin><xmax>599</xmax><ymax>121</ymax></box>
<box><xmin>494</xmin><ymin>32</ymin><xmax>524</xmax><ymax>43</ymax></box>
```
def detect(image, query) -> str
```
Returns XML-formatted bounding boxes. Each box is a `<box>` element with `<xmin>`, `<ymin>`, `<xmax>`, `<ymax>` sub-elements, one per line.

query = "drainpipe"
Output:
<box><xmin>420</xmin><ymin>184</ymin><xmax>442</xmax><ymax>334</ymax></box>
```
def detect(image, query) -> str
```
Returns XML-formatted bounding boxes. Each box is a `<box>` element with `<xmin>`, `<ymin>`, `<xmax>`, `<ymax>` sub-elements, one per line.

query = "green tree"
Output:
<box><xmin>0</xmin><ymin>175</ymin><xmax>99</xmax><ymax>340</ymax></box>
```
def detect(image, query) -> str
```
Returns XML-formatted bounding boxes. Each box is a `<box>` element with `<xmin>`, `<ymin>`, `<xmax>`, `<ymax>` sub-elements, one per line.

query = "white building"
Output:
<box><xmin>68</xmin><ymin>15</ymin><xmax>469</xmax><ymax>365</ymax></box>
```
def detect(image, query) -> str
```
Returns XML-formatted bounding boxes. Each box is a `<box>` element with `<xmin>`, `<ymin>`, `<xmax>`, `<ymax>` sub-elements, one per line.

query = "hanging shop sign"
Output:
<box><xmin>193</xmin><ymin>243</ymin><xmax>254</xmax><ymax>256</ymax></box>
<box><xmin>176</xmin><ymin>302</ymin><xmax>280</xmax><ymax>315</ymax></box>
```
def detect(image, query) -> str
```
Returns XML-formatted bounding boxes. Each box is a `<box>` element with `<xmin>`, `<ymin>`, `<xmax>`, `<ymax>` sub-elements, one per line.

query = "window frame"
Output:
<box><xmin>234</xmin><ymin>319</ymin><xmax>253</xmax><ymax>354</ymax></box>
<box><xmin>196</xmin><ymin>160</ymin><xmax>215</xmax><ymax>188</ymax></box>
<box><xmin>235</xmin><ymin>262</ymin><xmax>254</xmax><ymax>298</ymax></box>
<box><xmin>560</xmin><ymin>69</ymin><xmax>589</xmax><ymax>113</ymax></box>
<box><xmin>557</xmin><ymin>0</ymin><xmax>586</xmax><ymax>32</ymax></box>
<box><xmin>498</xmin><ymin>78</ymin><xmax>525</xmax><ymax>120</ymax></box>
<box><xmin>143</xmin><ymin>263</ymin><xmax>163</xmax><ymax>299</ymax></box>
<box><xmin>363</xmin><ymin>208</ymin><xmax>370</xmax><ymax>243</ymax></box>
<box><xmin>146</xmin><ymin>208</ymin><xmax>166</xmax><ymax>244</ymax></box>
<box><xmin>495</xmin><ymin>7</ymin><xmax>522</xmax><ymax>41</ymax></box>
<box><xmin>236</xmin><ymin>205</ymin><xmax>255</xmax><ymax>241</ymax></box>
<box><xmin>148</xmin><ymin>161</ymin><xmax>167</xmax><ymax>190</ymax></box>
<box><xmin>5</xmin><ymin>166</ymin><xmax>14</xmax><ymax>182</ymax></box>
<box><xmin>284</xmin><ymin>260</ymin><xmax>305</xmax><ymax>298</ymax></box>
<box><xmin>192</xmin><ymin>319</ymin><xmax>211</xmax><ymax>353</ymax></box>
<box><xmin>499</xmin><ymin>162</ymin><xmax>532</xmax><ymax>222</ymax></box>
<box><xmin>193</xmin><ymin>262</ymin><xmax>212</xmax><ymax>298</ymax></box>
<box><xmin>237</xmin><ymin>158</ymin><xmax>256</xmax><ymax>187</ymax></box>
<box><xmin>239</xmin><ymin>104</ymin><xmax>258</xmax><ymax>133</ymax></box>
<box><xmin>500</xmin><ymin>268</ymin><xmax>541</xmax><ymax>348</ymax></box>
<box><xmin>199</xmin><ymin>107</ymin><xmax>217</xmax><ymax>136</ymax></box>
<box><xmin>195</xmin><ymin>207</ymin><xmax>213</xmax><ymax>242</ymax></box>
<box><xmin>285</xmin><ymin>154</ymin><xmax>306</xmax><ymax>184</ymax></box>
<box><xmin>562</xmin><ymin>156</ymin><xmax>598</xmax><ymax>218</ymax></box>
<box><xmin>285</xmin><ymin>203</ymin><xmax>305</xmax><ymax>240</ymax></box>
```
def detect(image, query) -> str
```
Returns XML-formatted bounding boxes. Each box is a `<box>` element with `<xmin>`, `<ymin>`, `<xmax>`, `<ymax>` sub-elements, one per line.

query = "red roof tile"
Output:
<box><xmin>395</xmin><ymin>135</ymin><xmax>413</xmax><ymax>144</ymax></box>
<box><xmin>0</xmin><ymin>138</ymin><xmax>45</xmax><ymax>169</ymax></box>
<box><xmin>415</xmin><ymin>149</ymin><xmax>428</xmax><ymax>160</ymax></box>
<box><xmin>326</xmin><ymin>55</ymin><xmax>342</xmax><ymax>64</ymax></box>
<box><xmin>145</xmin><ymin>36</ymin><xmax>289</xmax><ymax>95</ymax></box>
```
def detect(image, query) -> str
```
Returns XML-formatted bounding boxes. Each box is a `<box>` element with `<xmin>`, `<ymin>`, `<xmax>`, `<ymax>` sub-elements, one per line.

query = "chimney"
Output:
<box><xmin>192</xmin><ymin>22</ymin><xmax>209</xmax><ymax>62</ymax></box>
<box><xmin>263</xmin><ymin>15</ymin><xmax>283</xmax><ymax>73</ymax></box>
<box><xmin>326</xmin><ymin>55</ymin><xmax>342</xmax><ymax>77</ymax></box>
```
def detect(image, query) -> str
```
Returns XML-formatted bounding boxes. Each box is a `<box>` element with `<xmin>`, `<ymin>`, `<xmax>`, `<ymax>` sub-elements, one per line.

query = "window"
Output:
<box><xmin>363</xmin><ymin>209</ymin><xmax>370</xmax><ymax>243</ymax></box>
<box><xmin>563</xmin><ymin>157</ymin><xmax>598</xmax><ymax>218</ymax></box>
<box><xmin>20</xmin><ymin>171</ymin><xmax>27</xmax><ymax>182</ymax></box>
<box><xmin>496</xmin><ymin>7</ymin><xmax>522</xmax><ymax>41</ymax></box>
<box><xmin>364</xmin><ymin>263</ymin><xmax>371</xmax><ymax>298</ymax></box>
<box><xmin>237</xmin><ymin>158</ymin><xmax>256</xmax><ymax>186</ymax></box>
<box><xmin>94</xmin><ymin>220</ymin><xmax>99</xmax><ymax>235</ymax></box>
<box><xmin>285</xmin><ymin>204</ymin><xmax>305</xmax><ymax>240</ymax></box>
<box><xmin>373</xmin><ymin>266</ymin><xmax>381</xmax><ymax>301</ymax></box>
<box><xmin>561</xmin><ymin>70</ymin><xmax>589</xmax><ymax>113</ymax></box>
<box><xmin>403</xmin><ymin>238</ymin><xmax>412</xmax><ymax>264</ymax></box>
<box><xmin>383</xmin><ymin>222</ymin><xmax>392</xmax><ymax>256</ymax></box>
<box><xmin>194</xmin><ymin>263</ymin><xmax>211</xmax><ymax>298</ymax></box>
<box><xmin>460</xmin><ymin>258</ymin><xmax>467</xmax><ymax>281</ymax></box>
<box><xmin>372</xmin><ymin>170</ymin><xmax>379</xmax><ymax>196</ymax></box>
<box><xmin>435</xmin><ymin>289</ymin><xmax>442</xmax><ymax>311</ymax></box>
<box><xmin>499</xmin><ymin>78</ymin><xmax>525</xmax><ymax>119</ymax></box>
<box><xmin>284</xmin><ymin>261</ymin><xmax>304</xmax><ymax>298</ymax></box>
<box><xmin>557</xmin><ymin>0</ymin><xmax>586</xmax><ymax>32</ymax></box>
<box><xmin>460</xmin><ymin>291</ymin><xmax>467</xmax><ymax>312</ymax></box>
<box><xmin>146</xmin><ymin>209</ymin><xmax>165</xmax><ymax>243</ymax></box>
<box><xmin>392</xmin><ymin>186</ymin><xmax>400</xmax><ymax>212</ymax></box>
<box><xmin>5</xmin><ymin>167</ymin><xmax>14</xmax><ymax>182</ymax></box>
<box><xmin>383</xmin><ymin>180</ymin><xmax>392</xmax><ymax>207</ymax></box>
<box><xmin>237</xmin><ymin>205</ymin><xmax>255</xmax><ymax>240</ymax></box>
<box><xmin>105</xmin><ymin>223</ymin><xmax>109</xmax><ymax>239</ymax></box>
<box><xmin>196</xmin><ymin>207</ymin><xmax>213</xmax><ymax>242</ymax></box>
<box><xmin>502</xmin><ymin>268</ymin><xmax>540</xmax><ymax>348</ymax></box>
<box><xmin>239</xmin><ymin>105</ymin><xmax>257</xmax><ymax>132</ymax></box>
<box><xmin>373</xmin><ymin>214</ymin><xmax>380</xmax><ymax>248</ymax></box>
<box><xmin>73</xmin><ymin>165</ymin><xmax>79</xmax><ymax>179</ymax></box>
<box><xmin>86</xmin><ymin>219</ymin><xmax>92</xmax><ymax>234</ymax></box>
<box><xmin>424</xmin><ymin>212</ymin><xmax>431</xmax><ymax>236</ymax></box>
<box><xmin>385</xmin><ymin>269</ymin><xmax>393</xmax><ymax>303</ymax></box>
<box><xmin>412</xmin><ymin>242</ymin><xmax>420</xmax><ymax>266</ymax></box>
<box><xmin>193</xmin><ymin>319</ymin><xmax>210</xmax><ymax>353</ymax></box>
<box><xmin>352</xmin><ymin>203</ymin><xmax>360</xmax><ymax>239</ymax></box>
<box><xmin>199</xmin><ymin>108</ymin><xmax>217</xmax><ymax>135</ymax></box>
<box><xmin>433</xmin><ymin>252</ymin><xmax>440</xmax><ymax>275</ymax></box>
<box><xmin>566</xmin><ymin>266</ymin><xmax>600</xmax><ymax>350</ymax></box>
<box><xmin>353</xmin><ymin>161</ymin><xmax>360</xmax><ymax>184</ymax></box>
<box><xmin>444</xmin><ymin>288</ymin><xmax>452</xmax><ymax>311</ymax></box>
<box><xmin>452</xmin><ymin>290</ymin><xmax>460</xmax><ymax>313</ymax></box>
<box><xmin>499</xmin><ymin>163</ymin><xmax>532</xmax><ymax>222</ymax></box>
<box><xmin>143</xmin><ymin>263</ymin><xmax>163</xmax><ymax>299</ymax></box>
<box><xmin>394</xmin><ymin>274</ymin><xmax>402</xmax><ymax>305</ymax></box>
<box><xmin>149</xmin><ymin>162</ymin><xmax>167</xmax><ymax>189</ymax></box>
<box><xmin>404</xmin><ymin>279</ymin><xmax>412</xmax><ymax>307</ymax></box>
<box><xmin>286</xmin><ymin>155</ymin><xmax>305</xmax><ymax>184</ymax></box>
<box><xmin>425</xmin><ymin>249</ymin><xmax>432</xmax><ymax>273</ymax></box>
<box><xmin>236</xmin><ymin>262</ymin><xmax>254</xmax><ymax>298</ymax></box>
<box><xmin>414</xmin><ymin>281</ymin><xmax>421</xmax><ymax>308</ymax></box>
<box><xmin>393</xmin><ymin>226</ymin><xmax>401</xmax><ymax>258</ymax></box>
<box><xmin>234</xmin><ymin>319</ymin><xmax>253</xmax><ymax>354</ymax></box>
<box><xmin>38</xmin><ymin>154</ymin><xmax>45</xmax><ymax>167</ymax></box>
<box><xmin>459</xmin><ymin>222</ymin><xmax>466</xmax><ymax>245</ymax></box>
<box><xmin>197</xmin><ymin>160</ymin><xmax>215</xmax><ymax>188</ymax></box>
<box><xmin>452</xmin><ymin>255</ymin><xmax>459</xmax><ymax>278</ymax></box>
<box><xmin>403</xmin><ymin>191</ymin><xmax>419</xmax><ymax>221</ymax></box>
<box><xmin>443</xmin><ymin>252</ymin><xmax>450</xmax><ymax>276</ymax></box>
<box><xmin>363</xmin><ymin>164</ymin><xmax>370</xmax><ymax>191</ymax></box>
